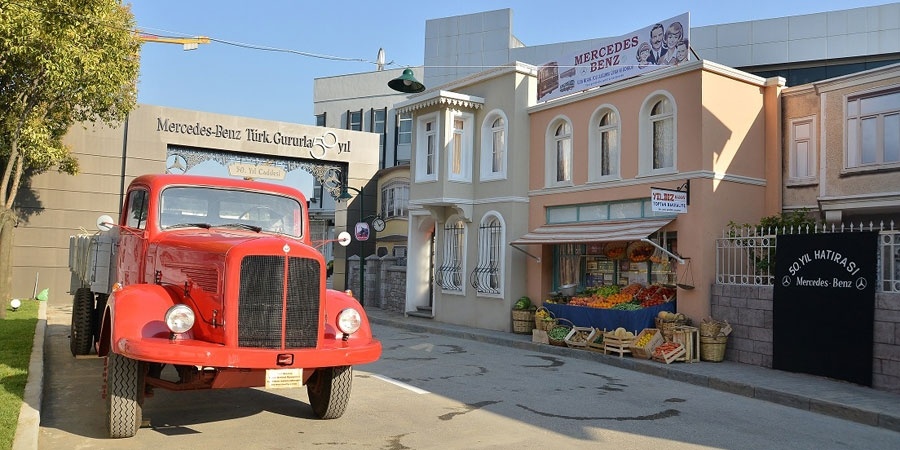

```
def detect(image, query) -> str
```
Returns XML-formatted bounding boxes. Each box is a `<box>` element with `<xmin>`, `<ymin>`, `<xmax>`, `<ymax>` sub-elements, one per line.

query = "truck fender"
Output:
<box><xmin>322</xmin><ymin>289</ymin><xmax>375</xmax><ymax>341</ymax></box>
<box><xmin>98</xmin><ymin>284</ymin><xmax>185</xmax><ymax>356</ymax></box>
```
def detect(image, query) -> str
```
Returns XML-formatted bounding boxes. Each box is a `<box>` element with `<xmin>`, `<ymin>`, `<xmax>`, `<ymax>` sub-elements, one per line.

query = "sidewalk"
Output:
<box><xmin>365</xmin><ymin>308</ymin><xmax>900</xmax><ymax>434</ymax></box>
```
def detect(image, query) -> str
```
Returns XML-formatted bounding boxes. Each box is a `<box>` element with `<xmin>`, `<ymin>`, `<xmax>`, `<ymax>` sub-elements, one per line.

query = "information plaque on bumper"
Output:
<box><xmin>265</xmin><ymin>368</ymin><xmax>303</xmax><ymax>389</ymax></box>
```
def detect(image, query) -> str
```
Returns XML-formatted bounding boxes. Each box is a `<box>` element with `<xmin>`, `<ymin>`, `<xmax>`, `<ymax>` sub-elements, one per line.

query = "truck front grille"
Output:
<box><xmin>237</xmin><ymin>256</ymin><xmax>320</xmax><ymax>349</ymax></box>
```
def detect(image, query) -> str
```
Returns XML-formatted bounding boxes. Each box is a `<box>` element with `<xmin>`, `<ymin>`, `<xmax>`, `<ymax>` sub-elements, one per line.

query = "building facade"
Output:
<box><xmin>519</xmin><ymin>60</ymin><xmax>784</xmax><ymax>321</ymax></box>
<box><xmin>781</xmin><ymin>62</ymin><xmax>900</xmax><ymax>226</ymax></box>
<box><xmin>396</xmin><ymin>63</ymin><xmax>537</xmax><ymax>330</ymax></box>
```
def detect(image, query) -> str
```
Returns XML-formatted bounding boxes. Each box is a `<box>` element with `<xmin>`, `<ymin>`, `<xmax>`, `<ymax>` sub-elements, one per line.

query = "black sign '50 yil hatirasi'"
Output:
<box><xmin>773</xmin><ymin>232</ymin><xmax>877</xmax><ymax>386</ymax></box>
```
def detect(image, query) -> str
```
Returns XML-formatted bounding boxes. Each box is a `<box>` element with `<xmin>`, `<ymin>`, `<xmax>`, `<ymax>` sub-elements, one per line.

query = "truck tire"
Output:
<box><xmin>69</xmin><ymin>288</ymin><xmax>95</xmax><ymax>356</ymax></box>
<box><xmin>105</xmin><ymin>352</ymin><xmax>145</xmax><ymax>438</ymax></box>
<box><xmin>306</xmin><ymin>366</ymin><xmax>352</xmax><ymax>419</ymax></box>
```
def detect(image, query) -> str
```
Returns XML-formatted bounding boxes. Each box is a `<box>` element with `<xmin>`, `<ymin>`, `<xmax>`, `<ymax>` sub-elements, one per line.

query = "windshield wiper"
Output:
<box><xmin>216</xmin><ymin>223</ymin><xmax>263</xmax><ymax>233</ymax></box>
<box><xmin>166</xmin><ymin>223</ymin><xmax>211</xmax><ymax>230</ymax></box>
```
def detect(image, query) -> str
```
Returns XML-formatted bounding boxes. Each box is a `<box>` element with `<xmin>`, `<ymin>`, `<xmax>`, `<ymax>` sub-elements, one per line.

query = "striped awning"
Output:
<box><xmin>510</xmin><ymin>218</ymin><xmax>674</xmax><ymax>246</ymax></box>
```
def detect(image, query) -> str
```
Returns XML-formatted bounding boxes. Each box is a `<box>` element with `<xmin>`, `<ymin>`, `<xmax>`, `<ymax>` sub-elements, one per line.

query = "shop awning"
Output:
<box><xmin>510</xmin><ymin>218</ymin><xmax>673</xmax><ymax>245</ymax></box>
<box><xmin>509</xmin><ymin>218</ymin><xmax>679</xmax><ymax>263</ymax></box>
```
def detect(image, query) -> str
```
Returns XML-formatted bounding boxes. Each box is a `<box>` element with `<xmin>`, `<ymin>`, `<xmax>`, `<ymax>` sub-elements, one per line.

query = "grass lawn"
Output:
<box><xmin>0</xmin><ymin>300</ymin><xmax>39</xmax><ymax>450</ymax></box>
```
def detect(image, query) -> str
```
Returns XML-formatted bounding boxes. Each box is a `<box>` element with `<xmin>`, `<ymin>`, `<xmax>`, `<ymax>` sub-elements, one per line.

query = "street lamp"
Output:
<box><xmin>339</xmin><ymin>186</ymin><xmax>366</xmax><ymax>306</ymax></box>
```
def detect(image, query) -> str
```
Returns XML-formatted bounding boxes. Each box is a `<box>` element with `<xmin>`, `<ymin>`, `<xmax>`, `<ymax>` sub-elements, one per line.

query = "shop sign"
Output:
<box><xmin>156</xmin><ymin>117</ymin><xmax>352</xmax><ymax>160</ymax></box>
<box><xmin>650</xmin><ymin>187</ymin><xmax>687</xmax><ymax>213</ymax></box>
<box><xmin>536</xmin><ymin>12</ymin><xmax>690</xmax><ymax>103</ymax></box>
<box><xmin>772</xmin><ymin>232</ymin><xmax>877</xmax><ymax>387</ymax></box>
<box><xmin>227</xmin><ymin>163</ymin><xmax>286</xmax><ymax>180</ymax></box>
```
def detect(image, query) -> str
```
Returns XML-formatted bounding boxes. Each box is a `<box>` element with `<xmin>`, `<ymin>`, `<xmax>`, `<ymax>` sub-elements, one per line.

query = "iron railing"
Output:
<box><xmin>716</xmin><ymin>221</ymin><xmax>899</xmax><ymax>292</ymax></box>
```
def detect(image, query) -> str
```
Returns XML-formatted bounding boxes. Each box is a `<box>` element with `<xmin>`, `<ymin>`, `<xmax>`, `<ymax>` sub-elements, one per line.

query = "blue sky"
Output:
<box><xmin>130</xmin><ymin>1</ymin><xmax>894</xmax><ymax>125</ymax></box>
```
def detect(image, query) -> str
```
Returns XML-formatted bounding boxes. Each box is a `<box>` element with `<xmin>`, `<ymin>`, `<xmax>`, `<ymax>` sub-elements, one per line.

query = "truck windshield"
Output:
<box><xmin>159</xmin><ymin>186</ymin><xmax>303</xmax><ymax>238</ymax></box>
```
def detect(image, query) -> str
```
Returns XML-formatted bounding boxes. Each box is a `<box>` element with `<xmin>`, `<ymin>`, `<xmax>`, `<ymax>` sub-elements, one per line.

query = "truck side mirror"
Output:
<box><xmin>97</xmin><ymin>215</ymin><xmax>115</xmax><ymax>232</ymax></box>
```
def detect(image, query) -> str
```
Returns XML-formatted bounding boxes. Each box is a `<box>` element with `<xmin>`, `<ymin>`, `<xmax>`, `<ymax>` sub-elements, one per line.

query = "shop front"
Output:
<box><xmin>512</xmin><ymin>217</ymin><xmax>682</xmax><ymax>333</ymax></box>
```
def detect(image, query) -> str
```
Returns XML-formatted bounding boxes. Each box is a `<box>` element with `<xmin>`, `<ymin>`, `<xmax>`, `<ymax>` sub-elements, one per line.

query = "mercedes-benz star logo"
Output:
<box><xmin>855</xmin><ymin>277</ymin><xmax>868</xmax><ymax>290</ymax></box>
<box><xmin>782</xmin><ymin>275</ymin><xmax>792</xmax><ymax>287</ymax></box>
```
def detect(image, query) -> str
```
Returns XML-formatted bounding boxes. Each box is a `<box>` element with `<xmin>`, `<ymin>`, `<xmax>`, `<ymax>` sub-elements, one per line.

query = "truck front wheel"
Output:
<box><xmin>69</xmin><ymin>288</ymin><xmax>95</xmax><ymax>356</ymax></box>
<box><xmin>105</xmin><ymin>352</ymin><xmax>145</xmax><ymax>438</ymax></box>
<box><xmin>306</xmin><ymin>366</ymin><xmax>352</xmax><ymax>419</ymax></box>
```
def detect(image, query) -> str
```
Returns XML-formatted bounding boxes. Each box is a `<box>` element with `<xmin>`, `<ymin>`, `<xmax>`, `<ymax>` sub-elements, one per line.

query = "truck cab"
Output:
<box><xmin>69</xmin><ymin>174</ymin><xmax>381</xmax><ymax>438</ymax></box>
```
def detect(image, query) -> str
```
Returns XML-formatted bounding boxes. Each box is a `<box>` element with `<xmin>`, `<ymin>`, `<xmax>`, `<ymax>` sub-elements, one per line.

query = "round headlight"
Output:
<box><xmin>165</xmin><ymin>304</ymin><xmax>195</xmax><ymax>334</ymax></box>
<box><xmin>336</xmin><ymin>308</ymin><xmax>362</xmax><ymax>335</ymax></box>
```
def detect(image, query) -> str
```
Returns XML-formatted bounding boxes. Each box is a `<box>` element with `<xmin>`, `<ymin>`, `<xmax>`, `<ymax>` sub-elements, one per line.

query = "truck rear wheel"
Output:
<box><xmin>69</xmin><ymin>288</ymin><xmax>95</xmax><ymax>356</ymax></box>
<box><xmin>306</xmin><ymin>366</ymin><xmax>352</xmax><ymax>419</ymax></box>
<box><xmin>105</xmin><ymin>352</ymin><xmax>145</xmax><ymax>438</ymax></box>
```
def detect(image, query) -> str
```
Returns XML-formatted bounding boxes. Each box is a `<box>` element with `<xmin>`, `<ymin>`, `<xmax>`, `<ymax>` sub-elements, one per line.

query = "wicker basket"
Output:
<box><xmin>511</xmin><ymin>308</ymin><xmax>536</xmax><ymax>334</ymax></box>
<box><xmin>699</xmin><ymin>335</ymin><xmax>728</xmax><ymax>362</ymax></box>
<box><xmin>535</xmin><ymin>306</ymin><xmax>558</xmax><ymax>331</ymax></box>
<box><xmin>656</xmin><ymin>317</ymin><xmax>690</xmax><ymax>341</ymax></box>
<box><xmin>547</xmin><ymin>318</ymin><xmax>573</xmax><ymax>347</ymax></box>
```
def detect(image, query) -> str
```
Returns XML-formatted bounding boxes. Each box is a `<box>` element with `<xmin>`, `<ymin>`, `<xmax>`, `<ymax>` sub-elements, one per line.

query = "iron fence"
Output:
<box><xmin>716</xmin><ymin>221</ymin><xmax>899</xmax><ymax>292</ymax></box>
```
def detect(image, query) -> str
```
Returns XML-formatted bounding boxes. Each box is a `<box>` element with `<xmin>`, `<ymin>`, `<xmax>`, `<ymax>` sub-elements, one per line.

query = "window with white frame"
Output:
<box><xmin>789</xmin><ymin>117</ymin><xmax>817</xmax><ymax>182</ymax></box>
<box><xmin>471</xmin><ymin>213</ymin><xmax>504</xmax><ymax>296</ymax></box>
<box><xmin>640</xmin><ymin>94</ymin><xmax>676</xmax><ymax>175</ymax></box>
<box><xmin>480</xmin><ymin>110</ymin><xmax>508</xmax><ymax>181</ymax></box>
<box><xmin>415</xmin><ymin>113</ymin><xmax>439</xmax><ymax>182</ymax></box>
<box><xmin>437</xmin><ymin>218</ymin><xmax>466</xmax><ymax>292</ymax></box>
<box><xmin>589</xmin><ymin>106</ymin><xmax>620</xmax><ymax>181</ymax></box>
<box><xmin>396</xmin><ymin>112</ymin><xmax>412</xmax><ymax>164</ymax></box>
<box><xmin>846</xmin><ymin>88</ymin><xmax>900</xmax><ymax>170</ymax></box>
<box><xmin>448</xmin><ymin>113</ymin><xmax>473</xmax><ymax>182</ymax></box>
<box><xmin>546</xmin><ymin>118</ymin><xmax>573</xmax><ymax>187</ymax></box>
<box><xmin>380</xmin><ymin>179</ymin><xmax>409</xmax><ymax>219</ymax></box>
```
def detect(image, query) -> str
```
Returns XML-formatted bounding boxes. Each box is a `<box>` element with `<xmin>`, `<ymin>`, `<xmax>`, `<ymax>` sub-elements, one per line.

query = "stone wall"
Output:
<box><xmin>710</xmin><ymin>284</ymin><xmax>900</xmax><ymax>393</ymax></box>
<box><xmin>348</xmin><ymin>254</ymin><xmax>407</xmax><ymax>313</ymax></box>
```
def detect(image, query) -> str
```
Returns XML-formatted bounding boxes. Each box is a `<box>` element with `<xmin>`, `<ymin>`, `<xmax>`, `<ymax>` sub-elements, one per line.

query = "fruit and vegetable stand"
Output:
<box><xmin>543</xmin><ymin>301</ymin><xmax>675</xmax><ymax>333</ymax></box>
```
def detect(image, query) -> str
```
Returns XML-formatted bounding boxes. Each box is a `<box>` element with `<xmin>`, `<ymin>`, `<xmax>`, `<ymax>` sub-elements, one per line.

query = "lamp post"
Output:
<box><xmin>338</xmin><ymin>186</ymin><xmax>365</xmax><ymax>306</ymax></box>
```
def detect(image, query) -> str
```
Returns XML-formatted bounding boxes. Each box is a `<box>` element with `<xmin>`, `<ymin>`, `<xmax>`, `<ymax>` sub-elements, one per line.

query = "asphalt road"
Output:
<box><xmin>38</xmin><ymin>304</ymin><xmax>900</xmax><ymax>449</ymax></box>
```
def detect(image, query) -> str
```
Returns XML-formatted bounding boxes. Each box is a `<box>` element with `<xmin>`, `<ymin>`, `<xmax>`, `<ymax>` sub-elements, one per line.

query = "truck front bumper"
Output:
<box><xmin>115</xmin><ymin>336</ymin><xmax>382</xmax><ymax>369</ymax></box>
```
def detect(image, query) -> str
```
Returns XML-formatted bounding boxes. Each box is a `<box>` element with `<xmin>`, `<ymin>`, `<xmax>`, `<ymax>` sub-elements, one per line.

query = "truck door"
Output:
<box><xmin>117</xmin><ymin>188</ymin><xmax>150</xmax><ymax>286</ymax></box>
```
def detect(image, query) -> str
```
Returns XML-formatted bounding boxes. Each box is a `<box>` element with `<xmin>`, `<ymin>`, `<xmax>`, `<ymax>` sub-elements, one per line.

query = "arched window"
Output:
<box><xmin>546</xmin><ymin>117</ymin><xmax>573</xmax><ymax>187</ymax></box>
<box><xmin>437</xmin><ymin>217</ymin><xmax>466</xmax><ymax>292</ymax></box>
<box><xmin>480</xmin><ymin>110</ymin><xmax>508</xmax><ymax>181</ymax></box>
<box><xmin>589</xmin><ymin>106</ymin><xmax>620</xmax><ymax>181</ymax></box>
<box><xmin>640</xmin><ymin>93</ymin><xmax>677</xmax><ymax>175</ymax></box>
<box><xmin>471</xmin><ymin>212</ymin><xmax>505</xmax><ymax>296</ymax></box>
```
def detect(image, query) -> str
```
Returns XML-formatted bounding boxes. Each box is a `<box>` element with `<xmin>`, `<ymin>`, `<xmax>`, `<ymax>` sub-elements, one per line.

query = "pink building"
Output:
<box><xmin>518</xmin><ymin>60</ymin><xmax>785</xmax><ymax>321</ymax></box>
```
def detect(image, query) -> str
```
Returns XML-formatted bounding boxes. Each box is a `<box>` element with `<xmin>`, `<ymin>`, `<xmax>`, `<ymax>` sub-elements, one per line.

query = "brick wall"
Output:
<box><xmin>710</xmin><ymin>284</ymin><xmax>900</xmax><ymax>393</ymax></box>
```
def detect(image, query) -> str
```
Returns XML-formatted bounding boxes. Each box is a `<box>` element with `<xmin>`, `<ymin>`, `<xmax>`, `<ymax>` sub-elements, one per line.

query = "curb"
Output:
<box><xmin>13</xmin><ymin>301</ymin><xmax>46</xmax><ymax>450</ymax></box>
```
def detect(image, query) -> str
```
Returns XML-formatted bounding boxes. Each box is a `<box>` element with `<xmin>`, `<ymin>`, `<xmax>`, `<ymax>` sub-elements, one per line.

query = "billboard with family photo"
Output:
<box><xmin>536</xmin><ymin>13</ymin><xmax>690</xmax><ymax>103</ymax></box>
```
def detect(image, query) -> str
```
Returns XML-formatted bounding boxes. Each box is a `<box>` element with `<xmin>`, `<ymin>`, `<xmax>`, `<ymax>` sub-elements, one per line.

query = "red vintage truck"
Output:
<box><xmin>68</xmin><ymin>173</ymin><xmax>381</xmax><ymax>438</ymax></box>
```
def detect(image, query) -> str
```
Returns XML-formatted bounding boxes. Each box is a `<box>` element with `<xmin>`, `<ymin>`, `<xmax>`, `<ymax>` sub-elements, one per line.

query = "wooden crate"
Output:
<box><xmin>672</xmin><ymin>325</ymin><xmax>700</xmax><ymax>363</ymax></box>
<box><xmin>564</xmin><ymin>326</ymin><xmax>594</xmax><ymax>348</ymax></box>
<box><xmin>586</xmin><ymin>328</ymin><xmax>606</xmax><ymax>352</ymax></box>
<box><xmin>630</xmin><ymin>328</ymin><xmax>663</xmax><ymax>360</ymax></box>
<box><xmin>652</xmin><ymin>343</ymin><xmax>686</xmax><ymax>364</ymax></box>
<box><xmin>603</xmin><ymin>332</ymin><xmax>635</xmax><ymax>357</ymax></box>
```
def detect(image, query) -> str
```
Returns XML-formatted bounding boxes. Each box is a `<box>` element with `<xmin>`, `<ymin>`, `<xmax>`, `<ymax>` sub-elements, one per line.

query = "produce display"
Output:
<box><xmin>557</xmin><ymin>283</ymin><xmax>675</xmax><ymax>310</ymax></box>
<box><xmin>548</xmin><ymin>325</ymin><xmax>571</xmax><ymax>342</ymax></box>
<box><xmin>514</xmin><ymin>296</ymin><xmax>532</xmax><ymax>310</ymax></box>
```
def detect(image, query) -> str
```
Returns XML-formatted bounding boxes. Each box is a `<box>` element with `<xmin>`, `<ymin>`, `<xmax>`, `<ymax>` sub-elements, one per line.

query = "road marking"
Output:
<box><xmin>371</xmin><ymin>374</ymin><xmax>430</xmax><ymax>394</ymax></box>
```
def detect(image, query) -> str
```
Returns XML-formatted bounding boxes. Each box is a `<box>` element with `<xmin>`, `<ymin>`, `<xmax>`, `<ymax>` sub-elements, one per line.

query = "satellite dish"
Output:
<box><xmin>97</xmin><ymin>215</ymin><xmax>115</xmax><ymax>232</ymax></box>
<box><xmin>376</xmin><ymin>48</ymin><xmax>385</xmax><ymax>71</ymax></box>
<box><xmin>337</xmin><ymin>231</ymin><xmax>352</xmax><ymax>247</ymax></box>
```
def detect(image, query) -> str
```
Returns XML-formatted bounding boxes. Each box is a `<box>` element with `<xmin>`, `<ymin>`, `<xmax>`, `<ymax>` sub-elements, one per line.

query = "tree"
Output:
<box><xmin>0</xmin><ymin>0</ymin><xmax>141</xmax><ymax>317</ymax></box>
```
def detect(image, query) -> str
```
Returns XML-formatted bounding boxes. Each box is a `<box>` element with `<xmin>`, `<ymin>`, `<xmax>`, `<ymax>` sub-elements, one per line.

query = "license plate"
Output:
<box><xmin>265</xmin><ymin>368</ymin><xmax>303</xmax><ymax>389</ymax></box>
